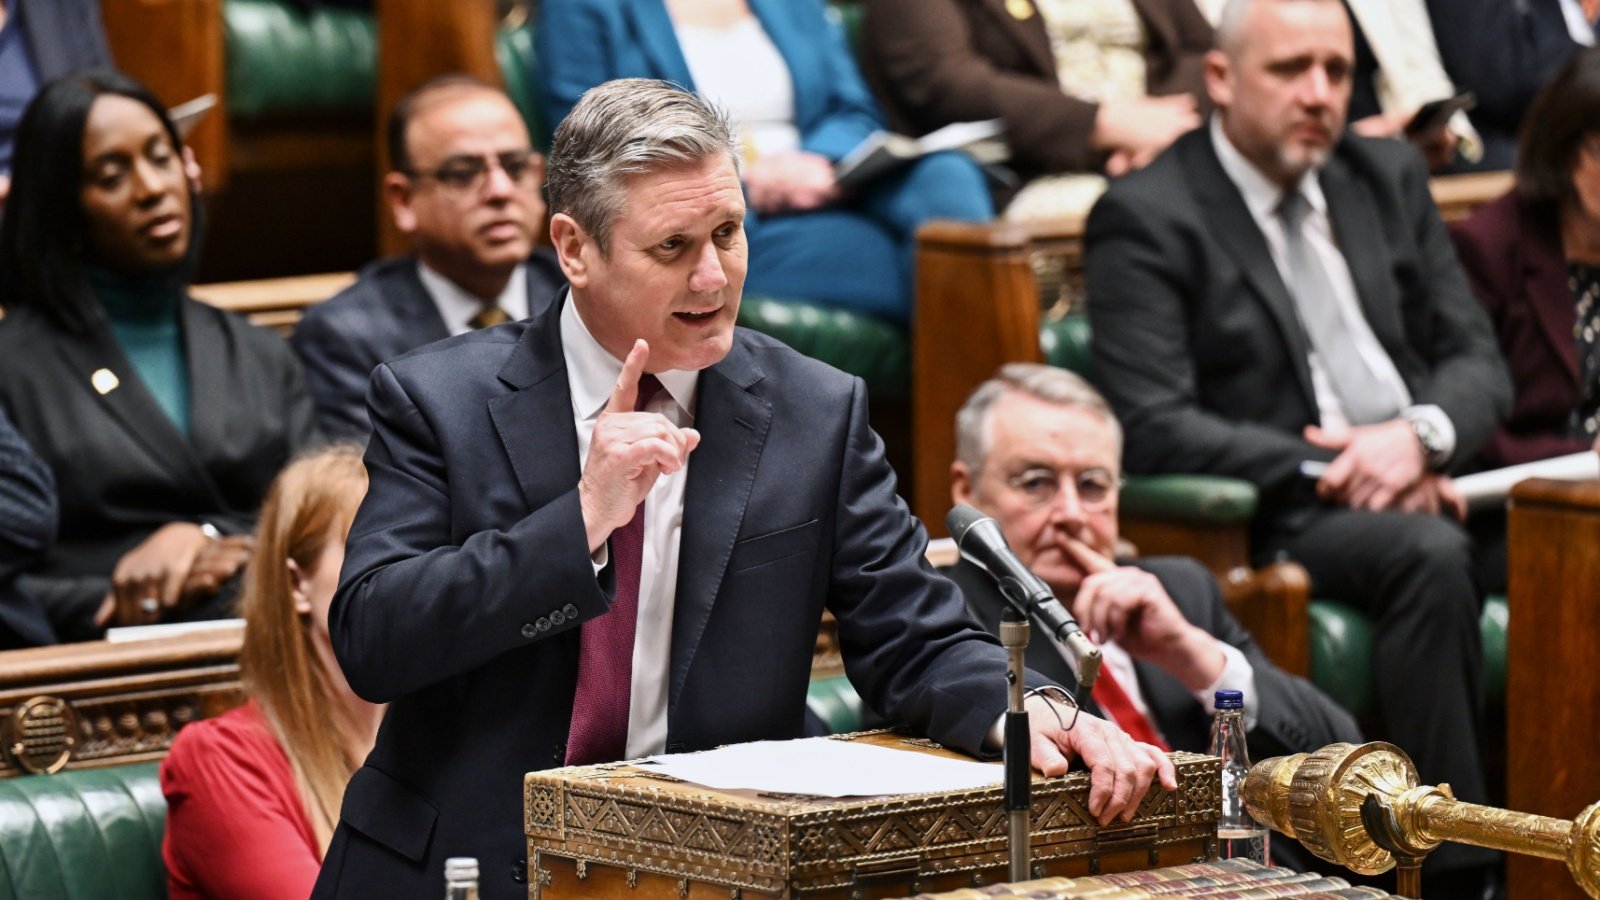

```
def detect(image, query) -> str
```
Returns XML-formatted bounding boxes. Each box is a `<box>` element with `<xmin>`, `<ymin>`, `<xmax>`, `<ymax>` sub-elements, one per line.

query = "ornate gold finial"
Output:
<box><xmin>1245</xmin><ymin>742</ymin><xmax>1600</xmax><ymax>898</ymax></box>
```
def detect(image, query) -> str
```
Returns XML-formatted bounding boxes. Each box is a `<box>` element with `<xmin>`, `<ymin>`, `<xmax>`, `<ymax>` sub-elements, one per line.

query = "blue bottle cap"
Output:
<box><xmin>1214</xmin><ymin>690</ymin><xmax>1244</xmax><ymax>709</ymax></box>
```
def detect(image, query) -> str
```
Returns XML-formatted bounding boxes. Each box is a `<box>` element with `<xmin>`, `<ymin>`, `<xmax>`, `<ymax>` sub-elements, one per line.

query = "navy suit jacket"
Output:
<box><xmin>313</xmin><ymin>293</ymin><xmax>1014</xmax><ymax>899</ymax></box>
<box><xmin>291</xmin><ymin>249</ymin><xmax>565</xmax><ymax>442</ymax></box>
<box><xmin>943</xmin><ymin>557</ymin><xmax>1360</xmax><ymax>760</ymax></box>
<box><xmin>0</xmin><ymin>404</ymin><xmax>57</xmax><ymax>649</ymax></box>
<box><xmin>535</xmin><ymin>0</ymin><xmax>882</xmax><ymax>162</ymax></box>
<box><xmin>18</xmin><ymin>0</ymin><xmax>112</xmax><ymax>81</ymax></box>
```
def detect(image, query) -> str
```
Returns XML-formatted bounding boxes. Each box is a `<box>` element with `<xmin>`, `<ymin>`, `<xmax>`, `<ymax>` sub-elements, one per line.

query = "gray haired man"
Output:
<box><xmin>314</xmin><ymin>79</ymin><xmax>1173</xmax><ymax>899</ymax></box>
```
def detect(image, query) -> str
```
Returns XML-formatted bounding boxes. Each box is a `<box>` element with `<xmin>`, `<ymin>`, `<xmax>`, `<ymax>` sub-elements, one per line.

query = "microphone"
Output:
<box><xmin>946</xmin><ymin>503</ymin><xmax>1101</xmax><ymax>689</ymax></box>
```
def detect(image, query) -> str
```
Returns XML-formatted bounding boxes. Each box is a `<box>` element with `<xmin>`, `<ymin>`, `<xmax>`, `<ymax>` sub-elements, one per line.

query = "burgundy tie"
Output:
<box><xmin>566</xmin><ymin>375</ymin><xmax>664</xmax><ymax>765</ymax></box>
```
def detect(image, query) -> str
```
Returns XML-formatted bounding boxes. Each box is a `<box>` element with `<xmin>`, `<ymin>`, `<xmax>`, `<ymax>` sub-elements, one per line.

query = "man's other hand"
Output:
<box><xmin>1305</xmin><ymin>419</ymin><xmax>1427</xmax><ymax>511</ymax></box>
<box><xmin>1026</xmin><ymin>694</ymin><xmax>1176</xmax><ymax>824</ymax></box>
<box><xmin>578</xmin><ymin>339</ymin><xmax>700</xmax><ymax>552</ymax></box>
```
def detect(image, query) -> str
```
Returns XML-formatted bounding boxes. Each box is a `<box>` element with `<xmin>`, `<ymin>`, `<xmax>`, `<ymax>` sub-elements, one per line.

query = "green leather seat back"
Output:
<box><xmin>806</xmin><ymin>674</ymin><xmax>865</xmax><ymax>734</ymax></box>
<box><xmin>224</xmin><ymin>0</ymin><xmax>376</xmax><ymax>120</ymax></box>
<box><xmin>737</xmin><ymin>296</ymin><xmax>910</xmax><ymax>402</ymax></box>
<box><xmin>497</xmin><ymin>24</ymin><xmax>545</xmax><ymax>152</ymax></box>
<box><xmin>1041</xmin><ymin>312</ymin><xmax>1093</xmax><ymax>381</ymax></box>
<box><xmin>0</xmin><ymin>762</ymin><xmax>167</xmax><ymax>900</ymax></box>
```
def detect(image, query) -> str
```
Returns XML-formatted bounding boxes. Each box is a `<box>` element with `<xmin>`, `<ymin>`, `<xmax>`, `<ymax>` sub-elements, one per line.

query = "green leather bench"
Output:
<box><xmin>1042</xmin><ymin>311</ymin><xmax>1510</xmax><ymax>720</ymax></box>
<box><xmin>0</xmin><ymin>763</ymin><xmax>167</xmax><ymax>900</ymax></box>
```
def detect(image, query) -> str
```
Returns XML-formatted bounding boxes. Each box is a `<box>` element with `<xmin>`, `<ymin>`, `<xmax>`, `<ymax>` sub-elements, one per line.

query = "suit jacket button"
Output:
<box><xmin>562</xmin><ymin>603</ymin><xmax>579</xmax><ymax>618</ymax></box>
<box><xmin>549</xmin><ymin>610</ymin><xmax>566</xmax><ymax>626</ymax></box>
<box><xmin>521</xmin><ymin>623</ymin><xmax>537</xmax><ymax>638</ymax></box>
<box><xmin>512</xmin><ymin>856</ymin><xmax>528</xmax><ymax>884</ymax></box>
<box><xmin>536</xmin><ymin>617</ymin><xmax>552</xmax><ymax>632</ymax></box>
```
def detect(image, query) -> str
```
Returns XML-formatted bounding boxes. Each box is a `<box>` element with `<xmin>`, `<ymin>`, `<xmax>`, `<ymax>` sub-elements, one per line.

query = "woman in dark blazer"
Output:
<box><xmin>861</xmin><ymin>0</ymin><xmax>1211</xmax><ymax>190</ymax></box>
<box><xmin>535</xmin><ymin>0</ymin><xmax>994</xmax><ymax>324</ymax></box>
<box><xmin>0</xmin><ymin>71</ymin><xmax>319</xmax><ymax>641</ymax></box>
<box><xmin>1450</xmin><ymin>48</ymin><xmax>1600</xmax><ymax>470</ymax></box>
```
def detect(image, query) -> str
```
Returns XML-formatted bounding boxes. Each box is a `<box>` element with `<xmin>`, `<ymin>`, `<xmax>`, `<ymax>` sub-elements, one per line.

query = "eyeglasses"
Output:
<box><xmin>404</xmin><ymin>150</ymin><xmax>540</xmax><ymax>193</ymax></box>
<box><xmin>1003</xmin><ymin>467</ymin><xmax>1121</xmax><ymax>510</ymax></box>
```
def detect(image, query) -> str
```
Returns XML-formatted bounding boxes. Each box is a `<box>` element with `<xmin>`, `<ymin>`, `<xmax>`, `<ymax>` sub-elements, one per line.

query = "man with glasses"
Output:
<box><xmin>293</xmin><ymin>74</ymin><xmax>567</xmax><ymax>441</ymax></box>
<box><xmin>946</xmin><ymin>363</ymin><xmax>1358</xmax><ymax>763</ymax></box>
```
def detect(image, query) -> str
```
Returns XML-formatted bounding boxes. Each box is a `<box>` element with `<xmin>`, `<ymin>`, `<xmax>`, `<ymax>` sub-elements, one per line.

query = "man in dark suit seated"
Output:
<box><xmin>945</xmin><ymin>363</ymin><xmax>1360</xmax><ymax>761</ymax></box>
<box><xmin>312</xmin><ymin>78</ymin><xmax>1173</xmax><ymax>900</ymax></box>
<box><xmin>0</xmin><ymin>404</ymin><xmax>57</xmax><ymax>650</ymax></box>
<box><xmin>1084</xmin><ymin>0</ymin><xmax>1511</xmax><ymax>893</ymax></box>
<box><xmin>292</xmin><ymin>75</ymin><xmax>567</xmax><ymax>441</ymax></box>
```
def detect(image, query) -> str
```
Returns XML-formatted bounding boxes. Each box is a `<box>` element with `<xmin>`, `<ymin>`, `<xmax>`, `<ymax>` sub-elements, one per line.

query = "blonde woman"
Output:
<box><xmin>160</xmin><ymin>446</ymin><xmax>382</xmax><ymax>899</ymax></box>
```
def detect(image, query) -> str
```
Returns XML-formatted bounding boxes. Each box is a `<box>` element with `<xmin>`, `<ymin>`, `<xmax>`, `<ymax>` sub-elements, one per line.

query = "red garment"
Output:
<box><xmin>161</xmin><ymin>702</ymin><xmax>322</xmax><ymax>900</ymax></box>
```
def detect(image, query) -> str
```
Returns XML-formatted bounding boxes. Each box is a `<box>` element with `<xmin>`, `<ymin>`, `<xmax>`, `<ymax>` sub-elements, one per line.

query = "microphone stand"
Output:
<box><xmin>999</xmin><ymin>605</ymin><xmax>1032</xmax><ymax>884</ymax></box>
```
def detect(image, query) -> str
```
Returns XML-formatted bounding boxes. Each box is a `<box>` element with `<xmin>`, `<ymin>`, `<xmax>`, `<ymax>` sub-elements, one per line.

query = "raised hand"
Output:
<box><xmin>578</xmin><ymin>340</ymin><xmax>701</xmax><ymax>552</ymax></box>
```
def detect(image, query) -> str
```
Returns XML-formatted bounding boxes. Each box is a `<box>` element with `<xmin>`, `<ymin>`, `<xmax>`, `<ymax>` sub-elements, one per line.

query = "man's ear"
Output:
<box><xmin>1204</xmin><ymin>49</ymin><xmax>1232</xmax><ymax>110</ymax></box>
<box><xmin>287</xmin><ymin>559</ymin><xmax>313</xmax><ymax>617</ymax></box>
<box><xmin>548</xmin><ymin>213</ymin><xmax>592</xmax><ymax>288</ymax></box>
<box><xmin>384</xmin><ymin>172</ymin><xmax>419</xmax><ymax>236</ymax></box>
<box><xmin>951</xmin><ymin>462</ymin><xmax>977</xmax><ymax>510</ymax></box>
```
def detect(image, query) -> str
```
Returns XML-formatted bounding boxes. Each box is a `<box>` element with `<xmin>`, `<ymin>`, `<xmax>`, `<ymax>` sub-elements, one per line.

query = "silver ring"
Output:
<box><xmin>138</xmin><ymin>597</ymin><xmax>160</xmax><ymax>615</ymax></box>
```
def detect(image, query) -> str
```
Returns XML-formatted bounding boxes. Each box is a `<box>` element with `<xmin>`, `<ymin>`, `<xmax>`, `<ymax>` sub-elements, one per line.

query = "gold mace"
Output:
<box><xmin>1243</xmin><ymin>741</ymin><xmax>1600</xmax><ymax>899</ymax></box>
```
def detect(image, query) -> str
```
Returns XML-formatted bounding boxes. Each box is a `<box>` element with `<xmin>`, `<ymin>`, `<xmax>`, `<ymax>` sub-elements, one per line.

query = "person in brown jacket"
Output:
<box><xmin>861</xmin><ymin>0</ymin><xmax>1213</xmax><ymax>218</ymax></box>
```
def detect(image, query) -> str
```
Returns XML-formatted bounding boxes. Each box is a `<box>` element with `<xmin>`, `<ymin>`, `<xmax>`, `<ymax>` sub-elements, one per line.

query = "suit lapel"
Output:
<box><xmin>1182</xmin><ymin>133</ymin><xmax>1318</xmax><ymax>414</ymax></box>
<box><xmin>977</xmin><ymin>0</ymin><xmax>1056</xmax><ymax>78</ymax></box>
<box><xmin>390</xmin><ymin>259</ymin><xmax>452</xmax><ymax>345</ymax></box>
<box><xmin>1318</xmin><ymin>159</ymin><xmax>1409</xmax><ymax>365</ymax></box>
<box><xmin>53</xmin><ymin>313</ymin><xmax>208</xmax><ymax>490</ymax></box>
<box><xmin>180</xmin><ymin>301</ymin><xmax>245</xmax><ymax>507</ymax></box>
<box><xmin>488</xmin><ymin>296</ymin><xmax>582</xmax><ymax>512</ymax></box>
<box><xmin>668</xmin><ymin>339</ymin><xmax>772</xmax><ymax>713</ymax></box>
<box><xmin>627</xmin><ymin>0</ymin><xmax>697</xmax><ymax>89</ymax></box>
<box><xmin>1520</xmin><ymin>203</ymin><xmax>1582</xmax><ymax>386</ymax></box>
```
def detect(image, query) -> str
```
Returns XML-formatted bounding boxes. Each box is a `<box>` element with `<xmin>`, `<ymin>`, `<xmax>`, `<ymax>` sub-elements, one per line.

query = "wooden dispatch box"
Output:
<box><xmin>523</xmin><ymin>731</ymin><xmax>1221</xmax><ymax>899</ymax></box>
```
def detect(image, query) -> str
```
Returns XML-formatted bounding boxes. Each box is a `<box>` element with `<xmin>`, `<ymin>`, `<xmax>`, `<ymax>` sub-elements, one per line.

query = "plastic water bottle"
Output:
<box><xmin>445</xmin><ymin>857</ymin><xmax>479</xmax><ymax>900</ymax></box>
<box><xmin>1211</xmin><ymin>689</ymin><xmax>1270</xmax><ymax>865</ymax></box>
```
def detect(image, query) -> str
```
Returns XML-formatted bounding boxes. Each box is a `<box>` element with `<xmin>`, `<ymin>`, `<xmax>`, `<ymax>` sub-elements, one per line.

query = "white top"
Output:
<box><xmin>675</xmin><ymin>16</ymin><xmax>801</xmax><ymax>158</ymax></box>
<box><xmin>560</xmin><ymin>298</ymin><xmax>700</xmax><ymax>760</ymax></box>
<box><xmin>1208</xmin><ymin>117</ymin><xmax>1456</xmax><ymax>457</ymax></box>
<box><xmin>417</xmin><ymin>260</ymin><xmax>529</xmax><ymax>336</ymax></box>
<box><xmin>1044</xmin><ymin>625</ymin><xmax>1259</xmax><ymax>735</ymax></box>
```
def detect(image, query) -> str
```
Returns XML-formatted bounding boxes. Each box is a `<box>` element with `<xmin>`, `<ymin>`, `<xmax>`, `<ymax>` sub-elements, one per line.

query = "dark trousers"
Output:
<box><xmin>1255</xmin><ymin>506</ymin><xmax>1496</xmax><ymax>877</ymax></box>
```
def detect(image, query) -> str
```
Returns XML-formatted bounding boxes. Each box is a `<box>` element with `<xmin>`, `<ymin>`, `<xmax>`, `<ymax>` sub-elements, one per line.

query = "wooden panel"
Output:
<box><xmin>191</xmin><ymin>271</ymin><xmax>353</xmax><ymax>334</ymax></box>
<box><xmin>375</xmin><ymin>0</ymin><xmax>503</xmax><ymax>256</ymax></box>
<box><xmin>0</xmin><ymin>626</ymin><xmax>244</xmax><ymax>777</ymax></box>
<box><xmin>1429</xmin><ymin>171</ymin><xmax>1513</xmax><ymax>224</ymax></box>
<box><xmin>101</xmin><ymin>0</ymin><xmax>228</xmax><ymax>191</ymax></box>
<box><xmin>1506</xmin><ymin>478</ymin><xmax>1600</xmax><ymax>900</ymax></box>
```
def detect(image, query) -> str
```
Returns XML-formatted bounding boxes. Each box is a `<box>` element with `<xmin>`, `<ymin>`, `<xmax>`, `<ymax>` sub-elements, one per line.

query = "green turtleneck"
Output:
<box><xmin>89</xmin><ymin>267</ymin><xmax>190</xmax><ymax>435</ymax></box>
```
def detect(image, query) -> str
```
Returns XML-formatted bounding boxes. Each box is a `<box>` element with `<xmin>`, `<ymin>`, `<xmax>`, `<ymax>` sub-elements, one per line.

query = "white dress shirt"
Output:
<box><xmin>417</xmin><ymin>260</ymin><xmax>529</xmax><ymax>336</ymax></box>
<box><xmin>1209</xmin><ymin>117</ymin><xmax>1456</xmax><ymax>457</ymax></box>
<box><xmin>560</xmin><ymin>299</ymin><xmax>699</xmax><ymax>760</ymax></box>
<box><xmin>1558</xmin><ymin>0</ymin><xmax>1599</xmax><ymax>45</ymax></box>
<box><xmin>1042</xmin><ymin>622</ymin><xmax>1259</xmax><ymax>735</ymax></box>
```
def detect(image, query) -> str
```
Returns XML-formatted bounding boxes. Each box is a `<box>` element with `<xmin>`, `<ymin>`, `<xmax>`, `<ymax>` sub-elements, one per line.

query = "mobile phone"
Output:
<box><xmin>1404</xmin><ymin>91</ymin><xmax>1476</xmax><ymax>138</ymax></box>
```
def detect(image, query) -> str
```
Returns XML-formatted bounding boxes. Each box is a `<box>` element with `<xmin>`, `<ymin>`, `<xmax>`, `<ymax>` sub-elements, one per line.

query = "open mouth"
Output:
<box><xmin>143</xmin><ymin>214</ymin><xmax>183</xmax><ymax>239</ymax></box>
<box><xmin>673</xmin><ymin>309</ymin><xmax>719</xmax><ymax>322</ymax></box>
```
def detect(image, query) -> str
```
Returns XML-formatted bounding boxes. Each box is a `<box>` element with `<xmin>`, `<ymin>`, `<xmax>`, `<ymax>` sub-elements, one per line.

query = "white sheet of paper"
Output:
<box><xmin>1454</xmin><ymin>451</ymin><xmax>1600</xmax><ymax>513</ymax></box>
<box><xmin>641</xmin><ymin>737</ymin><xmax>1002</xmax><ymax>798</ymax></box>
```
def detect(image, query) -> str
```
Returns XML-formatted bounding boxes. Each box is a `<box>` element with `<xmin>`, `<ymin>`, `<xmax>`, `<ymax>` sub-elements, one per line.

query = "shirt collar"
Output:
<box><xmin>1208</xmin><ymin>115</ymin><xmax>1328</xmax><ymax>223</ymax></box>
<box><xmin>559</xmin><ymin>297</ymin><xmax>699</xmax><ymax>421</ymax></box>
<box><xmin>417</xmin><ymin>260</ymin><xmax>529</xmax><ymax>334</ymax></box>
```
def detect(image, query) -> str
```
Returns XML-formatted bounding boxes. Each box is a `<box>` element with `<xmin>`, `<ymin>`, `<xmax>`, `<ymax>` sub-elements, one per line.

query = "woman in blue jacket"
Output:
<box><xmin>536</xmin><ymin>0</ymin><xmax>994</xmax><ymax>324</ymax></box>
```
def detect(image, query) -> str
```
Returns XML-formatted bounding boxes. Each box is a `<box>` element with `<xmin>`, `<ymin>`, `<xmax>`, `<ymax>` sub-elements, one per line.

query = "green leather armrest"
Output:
<box><xmin>806</xmin><ymin>674</ymin><xmax>865</xmax><ymax>735</ymax></box>
<box><xmin>1041</xmin><ymin>313</ymin><xmax>1093</xmax><ymax>380</ymax></box>
<box><xmin>0</xmin><ymin>762</ymin><xmax>167</xmax><ymax>900</ymax></box>
<box><xmin>224</xmin><ymin>0</ymin><xmax>376</xmax><ymax>120</ymax></box>
<box><xmin>1120</xmin><ymin>475</ymin><xmax>1259</xmax><ymax>525</ymax></box>
<box><xmin>737</xmin><ymin>296</ymin><xmax>910</xmax><ymax>402</ymax></box>
<box><xmin>1309</xmin><ymin>594</ymin><xmax>1507</xmax><ymax>721</ymax></box>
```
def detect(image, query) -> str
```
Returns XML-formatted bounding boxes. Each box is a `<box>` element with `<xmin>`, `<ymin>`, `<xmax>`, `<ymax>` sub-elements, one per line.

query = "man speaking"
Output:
<box><xmin>312</xmin><ymin>79</ymin><xmax>1171</xmax><ymax>899</ymax></box>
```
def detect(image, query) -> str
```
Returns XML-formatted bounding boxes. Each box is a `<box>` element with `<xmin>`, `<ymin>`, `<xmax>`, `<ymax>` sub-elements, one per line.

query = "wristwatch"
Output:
<box><xmin>1406</xmin><ymin>413</ymin><xmax>1448</xmax><ymax>469</ymax></box>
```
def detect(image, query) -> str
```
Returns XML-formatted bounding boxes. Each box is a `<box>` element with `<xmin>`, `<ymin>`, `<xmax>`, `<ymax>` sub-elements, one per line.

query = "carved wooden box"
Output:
<box><xmin>524</xmin><ymin>731</ymin><xmax>1220</xmax><ymax>899</ymax></box>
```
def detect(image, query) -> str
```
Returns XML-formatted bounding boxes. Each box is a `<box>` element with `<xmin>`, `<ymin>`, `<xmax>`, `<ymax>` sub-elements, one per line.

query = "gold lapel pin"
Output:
<box><xmin>91</xmin><ymin>368</ymin><xmax>120</xmax><ymax>395</ymax></box>
<box><xmin>1006</xmin><ymin>0</ymin><xmax>1035</xmax><ymax>20</ymax></box>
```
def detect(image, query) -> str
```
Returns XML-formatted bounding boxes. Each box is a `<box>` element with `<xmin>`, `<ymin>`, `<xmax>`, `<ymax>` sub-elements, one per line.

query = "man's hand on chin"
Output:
<box><xmin>1024</xmin><ymin>693</ymin><xmax>1176</xmax><ymax>825</ymax></box>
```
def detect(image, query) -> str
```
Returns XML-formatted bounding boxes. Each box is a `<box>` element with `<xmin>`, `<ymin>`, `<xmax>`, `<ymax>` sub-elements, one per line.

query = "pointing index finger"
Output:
<box><xmin>611</xmin><ymin>339</ymin><xmax>650</xmax><ymax>413</ymax></box>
